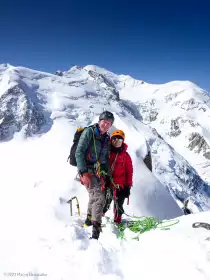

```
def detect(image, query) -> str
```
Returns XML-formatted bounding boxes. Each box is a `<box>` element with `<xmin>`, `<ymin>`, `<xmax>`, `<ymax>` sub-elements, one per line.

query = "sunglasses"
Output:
<box><xmin>112</xmin><ymin>137</ymin><xmax>123</xmax><ymax>142</ymax></box>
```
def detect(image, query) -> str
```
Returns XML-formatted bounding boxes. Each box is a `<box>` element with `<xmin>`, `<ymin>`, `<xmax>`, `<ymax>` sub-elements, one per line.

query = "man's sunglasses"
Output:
<box><xmin>112</xmin><ymin>137</ymin><xmax>123</xmax><ymax>142</ymax></box>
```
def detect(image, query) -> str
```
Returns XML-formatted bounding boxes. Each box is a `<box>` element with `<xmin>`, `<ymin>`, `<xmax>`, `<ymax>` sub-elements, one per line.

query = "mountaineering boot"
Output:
<box><xmin>114</xmin><ymin>215</ymin><xmax>122</xmax><ymax>224</ymax></box>
<box><xmin>114</xmin><ymin>207</ymin><xmax>122</xmax><ymax>224</ymax></box>
<box><xmin>91</xmin><ymin>221</ymin><xmax>102</xmax><ymax>239</ymax></box>
<box><xmin>84</xmin><ymin>214</ymin><xmax>92</xmax><ymax>227</ymax></box>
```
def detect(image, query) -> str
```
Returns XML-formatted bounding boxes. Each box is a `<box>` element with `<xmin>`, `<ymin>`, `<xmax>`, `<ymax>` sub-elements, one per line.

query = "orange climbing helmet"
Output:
<box><xmin>111</xmin><ymin>130</ymin><xmax>125</xmax><ymax>141</ymax></box>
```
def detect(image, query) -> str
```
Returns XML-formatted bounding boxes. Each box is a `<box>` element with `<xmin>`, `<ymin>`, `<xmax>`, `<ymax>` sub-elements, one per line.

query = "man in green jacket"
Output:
<box><xmin>75</xmin><ymin>111</ymin><xmax>114</xmax><ymax>239</ymax></box>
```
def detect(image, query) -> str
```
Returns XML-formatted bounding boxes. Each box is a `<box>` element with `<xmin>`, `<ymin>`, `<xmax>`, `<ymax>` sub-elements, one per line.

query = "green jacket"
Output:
<box><xmin>75</xmin><ymin>124</ymin><xmax>110</xmax><ymax>174</ymax></box>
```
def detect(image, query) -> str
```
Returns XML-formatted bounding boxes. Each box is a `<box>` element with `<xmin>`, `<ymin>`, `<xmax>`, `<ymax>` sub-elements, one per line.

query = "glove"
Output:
<box><xmin>105</xmin><ymin>175</ymin><xmax>111</xmax><ymax>188</ymax></box>
<box><xmin>122</xmin><ymin>186</ymin><xmax>131</xmax><ymax>198</ymax></box>
<box><xmin>81</xmin><ymin>173</ymin><xmax>92</xmax><ymax>188</ymax></box>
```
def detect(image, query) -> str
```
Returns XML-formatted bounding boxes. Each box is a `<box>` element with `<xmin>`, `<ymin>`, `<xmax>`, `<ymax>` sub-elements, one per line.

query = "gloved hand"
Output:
<box><xmin>81</xmin><ymin>173</ymin><xmax>92</xmax><ymax>188</ymax></box>
<box><xmin>122</xmin><ymin>186</ymin><xmax>131</xmax><ymax>198</ymax></box>
<box><xmin>105</xmin><ymin>175</ymin><xmax>111</xmax><ymax>188</ymax></box>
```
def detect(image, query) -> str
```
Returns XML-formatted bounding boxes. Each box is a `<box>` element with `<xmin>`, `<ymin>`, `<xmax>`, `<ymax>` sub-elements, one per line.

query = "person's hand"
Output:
<box><xmin>81</xmin><ymin>173</ymin><xmax>92</xmax><ymax>188</ymax></box>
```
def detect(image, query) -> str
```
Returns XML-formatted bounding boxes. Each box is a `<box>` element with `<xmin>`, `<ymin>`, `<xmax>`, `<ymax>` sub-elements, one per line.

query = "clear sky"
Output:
<box><xmin>0</xmin><ymin>0</ymin><xmax>210</xmax><ymax>90</ymax></box>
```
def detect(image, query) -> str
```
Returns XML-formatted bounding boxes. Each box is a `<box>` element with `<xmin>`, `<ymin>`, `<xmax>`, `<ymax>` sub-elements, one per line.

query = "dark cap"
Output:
<box><xmin>99</xmin><ymin>111</ymin><xmax>114</xmax><ymax>124</ymax></box>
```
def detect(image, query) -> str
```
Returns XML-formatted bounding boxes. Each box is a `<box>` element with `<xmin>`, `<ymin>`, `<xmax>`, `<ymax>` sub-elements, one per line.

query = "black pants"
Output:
<box><xmin>103</xmin><ymin>188</ymin><xmax>125</xmax><ymax>217</ymax></box>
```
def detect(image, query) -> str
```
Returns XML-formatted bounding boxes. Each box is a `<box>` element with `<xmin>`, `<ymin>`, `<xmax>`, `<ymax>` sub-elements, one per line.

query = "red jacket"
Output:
<box><xmin>110</xmin><ymin>143</ymin><xmax>133</xmax><ymax>188</ymax></box>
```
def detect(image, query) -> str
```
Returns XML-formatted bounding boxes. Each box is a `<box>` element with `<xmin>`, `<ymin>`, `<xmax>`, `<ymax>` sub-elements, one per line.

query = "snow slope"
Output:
<box><xmin>0</xmin><ymin>121</ymin><xmax>210</xmax><ymax>280</ymax></box>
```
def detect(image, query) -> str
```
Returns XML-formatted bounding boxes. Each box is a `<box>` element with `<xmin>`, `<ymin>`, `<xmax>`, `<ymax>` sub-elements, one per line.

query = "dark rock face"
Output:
<box><xmin>181</xmin><ymin>98</ymin><xmax>198</xmax><ymax>110</ymax></box>
<box><xmin>169</xmin><ymin>118</ymin><xmax>181</xmax><ymax>137</ymax></box>
<box><xmin>0</xmin><ymin>85</ymin><xmax>46</xmax><ymax>141</ymax></box>
<box><xmin>164</xmin><ymin>90</ymin><xmax>185</xmax><ymax>102</ymax></box>
<box><xmin>55</xmin><ymin>70</ymin><xmax>63</xmax><ymax>77</ymax></box>
<box><xmin>188</xmin><ymin>132</ymin><xmax>210</xmax><ymax>160</ymax></box>
<box><xmin>149</xmin><ymin>110</ymin><xmax>158</xmax><ymax>122</ymax></box>
<box><xmin>88</xmin><ymin>70</ymin><xmax>120</xmax><ymax>101</ymax></box>
<box><xmin>138</xmin><ymin>102</ymin><xmax>159</xmax><ymax>123</ymax></box>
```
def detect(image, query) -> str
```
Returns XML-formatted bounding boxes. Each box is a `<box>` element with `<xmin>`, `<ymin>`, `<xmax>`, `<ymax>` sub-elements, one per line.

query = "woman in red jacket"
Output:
<box><xmin>103</xmin><ymin>130</ymin><xmax>133</xmax><ymax>224</ymax></box>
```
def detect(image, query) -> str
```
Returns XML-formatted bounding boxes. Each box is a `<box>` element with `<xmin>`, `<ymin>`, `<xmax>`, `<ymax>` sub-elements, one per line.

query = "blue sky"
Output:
<box><xmin>0</xmin><ymin>0</ymin><xmax>210</xmax><ymax>90</ymax></box>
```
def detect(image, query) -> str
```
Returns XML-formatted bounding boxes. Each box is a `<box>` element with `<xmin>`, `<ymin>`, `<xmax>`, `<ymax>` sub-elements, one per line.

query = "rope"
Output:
<box><xmin>100</xmin><ymin>170</ymin><xmax>120</xmax><ymax>189</ymax></box>
<box><xmin>114</xmin><ymin>215</ymin><xmax>179</xmax><ymax>240</ymax></box>
<box><xmin>89</xmin><ymin>129</ymin><xmax>120</xmax><ymax>189</ymax></box>
<box><xmin>85</xmin><ymin>128</ymin><xmax>179</xmax><ymax>239</ymax></box>
<box><xmin>103</xmin><ymin>189</ymin><xmax>179</xmax><ymax>240</ymax></box>
<box><xmin>91</xmin><ymin>128</ymin><xmax>108</xmax><ymax>177</ymax></box>
<box><xmin>90</xmin><ymin>143</ymin><xmax>180</xmax><ymax>239</ymax></box>
<box><xmin>110</xmin><ymin>153</ymin><xmax>119</xmax><ymax>174</ymax></box>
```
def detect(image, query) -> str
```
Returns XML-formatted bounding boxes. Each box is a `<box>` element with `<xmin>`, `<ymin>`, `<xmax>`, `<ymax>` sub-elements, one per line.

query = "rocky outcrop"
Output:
<box><xmin>139</xmin><ymin>102</ymin><xmax>159</xmax><ymax>123</ymax></box>
<box><xmin>169</xmin><ymin>118</ymin><xmax>181</xmax><ymax>137</ymax></box>
<box><xmin>0</xmin><ymin>85</ymin><xmax>46</xmax><ymax>141</ymax></box>
<box><xmin>181</xmin><ymin>98</ymin><xmax>201</xmax><ymax>111</ymax></box>
<box><xmin>188</xmin><ymin>132</ymin><xmax>210</xmax><ymax>160</ymax></box>
<box><xmin>88</xmin><ymin>70</ymin><xmax>120</xmax><ymax>101</ymax></box>
<box><xmin>55</xmin><ymin>70</ymin><xmax>63</xmax><ymax>77</ymax></box>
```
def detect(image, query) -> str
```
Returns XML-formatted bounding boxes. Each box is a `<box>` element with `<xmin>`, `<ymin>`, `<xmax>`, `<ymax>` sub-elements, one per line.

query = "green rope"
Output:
<box><xmin>98</xmin><ymin>156</ymin><xmax>180</xmax><ymax>240</ymax></box>
<box><xmin>112</xmin><ymin>216</ymin><xmax>179</xmax><ymax>240</ymax></box>
<box><xmin>91</xmin><ymin>129</ymin><xmax>113</xmax><ymax>178</ymax></box>
<box><xmin>99</xmin><ymin>170</ymin><xmax>120</xmax><ymax>189</ymax></box>
<box><xmin>102</xmin><ymin>187</ymin><xmax>180</xmax><ymax>240</ymax></box>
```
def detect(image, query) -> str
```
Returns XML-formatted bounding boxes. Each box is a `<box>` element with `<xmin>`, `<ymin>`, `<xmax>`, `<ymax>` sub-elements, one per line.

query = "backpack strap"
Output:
<box><xmin>90</xmin><ymin>127</ymin><xmax>109</xmax><ymax>176</ymax></box>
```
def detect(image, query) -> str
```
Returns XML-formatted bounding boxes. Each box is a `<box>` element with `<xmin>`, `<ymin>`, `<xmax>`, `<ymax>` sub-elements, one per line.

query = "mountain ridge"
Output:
<box><xmin>0</xmin><ymin>63</ymin><xmax>209</xmax><ymax>211</ymax></box>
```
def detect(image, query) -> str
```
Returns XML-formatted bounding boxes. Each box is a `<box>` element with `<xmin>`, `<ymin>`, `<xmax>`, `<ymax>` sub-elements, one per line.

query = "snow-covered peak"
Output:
<box><xmin>120</xmin><ymin>79</ymin><xmax>207</xmax><ymax>103</ymax></box>
<box><xmin>0</xmin><ymin>63</ymin><xmax>14</xmax><ymax>72</ymax></box>
<box><xmin>84</xmin><ymin>64</ymin><xmax>114</xmax><ymax>75</ymax></box>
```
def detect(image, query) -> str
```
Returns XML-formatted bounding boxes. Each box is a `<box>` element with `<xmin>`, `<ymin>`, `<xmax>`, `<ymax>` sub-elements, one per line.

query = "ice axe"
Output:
<box><xmin>67</xmin><ymin>196</ymin><xmax>81</xmax><ymax>216</ymax></box>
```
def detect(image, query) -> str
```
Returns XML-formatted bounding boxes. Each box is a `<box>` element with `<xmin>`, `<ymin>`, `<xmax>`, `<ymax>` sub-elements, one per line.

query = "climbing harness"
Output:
<box><xmin>67</xmin><ymin>196</ymin><xmax>80</xmax><ymax>216</ymax></box>
<box><xmin>90</xmin><ymin>128</ymin><xmax>110</xmax><ymax>192</ymax></box>
<box><xmin>192</xmin><ymin>222</ymin><xmax>210</xmax><ymax>230</ymax></box>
